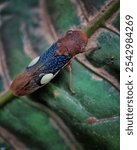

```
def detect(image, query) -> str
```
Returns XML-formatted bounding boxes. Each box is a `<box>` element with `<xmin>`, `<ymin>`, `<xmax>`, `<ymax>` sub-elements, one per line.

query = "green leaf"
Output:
<box><xmin>112</xmin><ymin>13</ymin><xmax>120</xmax><ymax>31</ymax></box>
<box><xmin>46</xmin><ymin>0</ymin><xmax>80</xmax><ymax>33</ymax></box>
<box><xmin>0</xmin><ymin>76</ymin><xmax>4</xmax><ymax>92</ymax></box>
<box><xmin>0</xmin><ymin>98</ymin><xmax>74</xmax><ymax>150</ymax></box>
<box><xmin>86</xmin><ymin>31</ymin><xmax>120</xmax><ymax>80</ymax></box>
<box><xmin>31</xmin><ymin>60</ymin><xmax>119</xmax><ymax>149</ymax></box>
<box><xmin>0</xmin><ymin>0</ymin><xmax>120</xmax><ymax>150</ymax></box>
<box><xmin>1</xmin><ymin>19</ymin><xmax>31</xmax><ymax>79</ymax></box>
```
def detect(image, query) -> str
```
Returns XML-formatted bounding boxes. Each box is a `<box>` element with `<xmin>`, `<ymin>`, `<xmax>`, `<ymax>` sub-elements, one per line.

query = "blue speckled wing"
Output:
<box><xmin>27</xmin><ymin>42</ymin><xmax>71</xmax><ymax>75</ymax></box>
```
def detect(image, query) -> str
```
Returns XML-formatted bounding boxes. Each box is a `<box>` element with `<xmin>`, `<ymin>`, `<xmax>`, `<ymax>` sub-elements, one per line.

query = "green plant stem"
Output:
<box><xmin>85</xmin><ymin>0</ymin><xmax>120</xmax><ymax>37</ymax></box>
<box><xmin>0</xmin><ymin>0</ymin><xmax>120</xmax><ymax>107</ymax></box>
<box><xmin>0</xmin><ymin>90</ymin><xmax>15</xmax><ymax>107</ymax></box>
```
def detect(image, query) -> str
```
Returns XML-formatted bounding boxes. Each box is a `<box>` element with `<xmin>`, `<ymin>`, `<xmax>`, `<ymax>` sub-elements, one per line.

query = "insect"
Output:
<box><xmin>10</xmin><ymin>30</ymin><xmax>88</xmax><ymax>96</ymax></box>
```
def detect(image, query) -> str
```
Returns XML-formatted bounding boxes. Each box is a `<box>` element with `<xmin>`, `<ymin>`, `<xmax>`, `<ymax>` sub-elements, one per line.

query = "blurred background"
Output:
<box><xmin>0</xmin><ymin>0</ymin><xmax>120</xmax><ymax>150</ymax></box>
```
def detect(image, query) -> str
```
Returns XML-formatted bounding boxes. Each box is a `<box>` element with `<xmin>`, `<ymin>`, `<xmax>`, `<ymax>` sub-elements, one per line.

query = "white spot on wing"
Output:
<box><xmin>40</xmin><ymin>73</ymin><xmax>54</xmax><ymax>85</ymax></box>
<box><xmin>28</xmin><ymin>56</ymin><xmax>40</xmax><ymax>67</ymax></box>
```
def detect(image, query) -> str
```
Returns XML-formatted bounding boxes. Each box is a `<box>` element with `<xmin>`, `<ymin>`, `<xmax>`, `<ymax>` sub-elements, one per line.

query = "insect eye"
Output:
<box><xmin>40</xmin><ymin>73</ymin><xmax>54</xmax><ymax>85</ymax></box>
<box><xmin>28</xmin><ymin>56</ymin><xmax>40</xmax><ymax>67</ymax></box>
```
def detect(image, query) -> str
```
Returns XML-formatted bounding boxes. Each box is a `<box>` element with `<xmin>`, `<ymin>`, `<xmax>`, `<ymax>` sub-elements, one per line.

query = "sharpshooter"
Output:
<box><xmin>10</xmin><ymin>30</ymin><xmax>88</xmax><ymax>96</ymax></box>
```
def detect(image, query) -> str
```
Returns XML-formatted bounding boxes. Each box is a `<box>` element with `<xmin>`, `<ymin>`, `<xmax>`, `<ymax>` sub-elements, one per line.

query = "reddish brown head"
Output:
<box><xmin>57</xmin><ymin>30</ymin><xmax>88</xmax><ymax>57</ymax></box>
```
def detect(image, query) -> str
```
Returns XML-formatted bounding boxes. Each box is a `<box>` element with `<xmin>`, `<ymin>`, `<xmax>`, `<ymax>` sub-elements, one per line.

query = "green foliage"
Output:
<box><xmin>0</xmin><ymin>0</ymin><xmax>120</xmax><ymax>150</ymax></box>
<box><xmin>0</xmin><ymin>76</ymin><xmax>4</xmax><ymax>92</ymax></box>
<box><xmin>86</xmin><ymin>31</ymin><xmax>120</xmax><ymax>80</ymax></box>
<box><xmin>1</xmin><ymin>19</ymin><xmax>31</xmax><ymax>79</ymax></box>
<box><xmin>81</xmin><ymin>0</ymin><xmax>108</xmax><ymax>13</ymax></box>
<box><xmin>0</xmin><ymin>99</ymin><xmax>71</xmax><ymax>150</ymax></box>
<box><xmin>46</xmin><ymin>0</ymin><xmax>80</xmax><ymax>33</ymax></box>
<box><xmin>31</xmin><ymin>60</ymin><xmax>120</xmax><ymax>149</ymax></box>
<box><xmin>113</xmin><ymin>13</ymin><xmax>120</xmax><ymax>31</ymax></box>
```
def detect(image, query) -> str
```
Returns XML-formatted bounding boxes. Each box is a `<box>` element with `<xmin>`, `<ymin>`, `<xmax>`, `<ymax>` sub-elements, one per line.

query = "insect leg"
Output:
<box><xmin>66</xmin><ymin>62</ymin><xmax>75</xmax><ymax>94</ymax></box>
